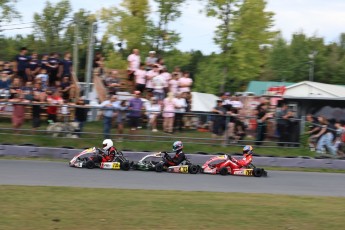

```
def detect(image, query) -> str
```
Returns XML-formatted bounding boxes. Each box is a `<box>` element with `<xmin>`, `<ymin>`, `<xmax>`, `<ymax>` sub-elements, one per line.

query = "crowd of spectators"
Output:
<box><xmin>0</xmin><ymin>47</ymin><xmax>84</xmax><ymax>134</ymax></box>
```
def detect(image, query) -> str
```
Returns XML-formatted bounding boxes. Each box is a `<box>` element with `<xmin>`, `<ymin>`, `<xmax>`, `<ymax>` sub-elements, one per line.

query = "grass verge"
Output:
<box><xmin>0</xmin><ymin>185</ymin><xmax>344</xmax><ymax>230</ymax></box>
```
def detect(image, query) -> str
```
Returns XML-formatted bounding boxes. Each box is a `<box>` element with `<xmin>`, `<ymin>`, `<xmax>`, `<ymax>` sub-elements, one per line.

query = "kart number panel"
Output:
<box><xmin>167</xmin><ymin>165</ymin><xmax>189</xmax><ymax>173</ymax></box>
<box><xmin>101</xmin><ymin>162</ymin><xmax>121</xmax><ymax>170</ymax></box>
<box><xmin>233</xmin><ymin>169</ymin><xmax>253</xmax><ymax>176</ymax></box>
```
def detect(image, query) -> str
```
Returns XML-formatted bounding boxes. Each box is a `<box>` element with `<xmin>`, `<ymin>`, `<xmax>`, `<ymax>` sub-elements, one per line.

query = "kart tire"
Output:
<box><xmin>219</xmin><ymin>167</ymin><xmax>228</xmax><ymax>176</ymax></box>
<box><xmin>85</xmin><ymin>160</ymin><xmax>95</xmax><ymax>169</ymax></box>
<box><xmin>155</xmin><ymin>163</ymin><xmax>164</xmax><ymax>172</ymax></box>
<box><xmin>253</xmin><ymin>168</ymin><xmax>264</xmax><ymax>177</ymax></box>
<box><xmin>188</xmin><ymin>165</ymin><xmax>199</xmax><ymax>174</ymax></box>
<box><xmin>121</xmin><ymin>161</ymin><xmax>130</xmax><ymax>171</ymax></box>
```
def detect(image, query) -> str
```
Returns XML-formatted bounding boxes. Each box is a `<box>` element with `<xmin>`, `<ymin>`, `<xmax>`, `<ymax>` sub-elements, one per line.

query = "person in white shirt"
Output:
<box><xmin>152</xmin><ymin>70</ymin><xmax>167</xmax><ymax>102</ymax></box>
<box><xmin>135</xmin><ymin>63</ymin><xmax>147</xmax><ymax>93</ymax></box>
<box><xmin>174</xmin><ymin>92</ymin><xmax>187</xmax><ymax>132</ymax></box>
<box><xmin>145</xmin><ymin>51</ymin><xmax>158</xmax><ymax>71</ymax></box>
<box><xmin>230</xmin><ymin>96</ymin><xmax>243</xmax><ymax>109</ymax></box>
<box><xmin>145</xmin><ymin>64</ymin><xmax>160</xmax><ymax>97</ymax></box>
<box><xmin>127</xmin><ymin>49</ymin><xmax>140</xmax><ymax>89</ymax></box>
<box><xmin>145</xmin><ymin>97</ymin><xmax>161</xmax><ymax>132</ymax></box>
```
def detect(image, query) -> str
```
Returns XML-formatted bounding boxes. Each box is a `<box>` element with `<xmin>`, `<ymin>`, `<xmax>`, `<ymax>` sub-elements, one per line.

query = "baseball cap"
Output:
<box><xmin>224</xmin><ymin>92</ymin><xmax>231</xmax><ymax>96</ymax></box>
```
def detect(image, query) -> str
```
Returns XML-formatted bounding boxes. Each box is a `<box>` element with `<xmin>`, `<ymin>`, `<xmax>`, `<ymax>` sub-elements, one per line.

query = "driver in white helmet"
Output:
<box><xmin>98</xmin><ymin>139</ymin><xmax>117</xmax><ymax>162</ymax></box>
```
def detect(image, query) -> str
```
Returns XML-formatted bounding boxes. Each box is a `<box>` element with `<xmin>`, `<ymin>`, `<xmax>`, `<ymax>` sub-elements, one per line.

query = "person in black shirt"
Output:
<box><xmin>255</xmin><ymin>103</ymin><xmax>272</xmax><ymax>145</ymax></box>
<box><xmin>48</xmin><ymin>52</ymin><xmax>60</xmax><ymax>86</ymax></box>
<box><xmin>74</xmin><ymin>97</ymin><xmax>89</xmax><ymax>137</ymax></box>
<box><xmin>14</xmin><ymin>47</ymin><xmax>29</xmax><ymax>83</ymax></box>
<box><xmin>27</xmin><ymin>52</ymin><xmax>41</xmax><ymax>80</ymax></box>
<box><xmin>31</xmin><ymin>82</ymin><xmax>45</xmax><ymax>134</ymax></box>
<box><xmin>59</xmin><ymin>52</ymin><xmax>73</xmax><ymax>78</ymax></box>
<box><xmin>212</xmin><ymin>99</ymin><xmax>227</xmax><ymax>137</ymax></box>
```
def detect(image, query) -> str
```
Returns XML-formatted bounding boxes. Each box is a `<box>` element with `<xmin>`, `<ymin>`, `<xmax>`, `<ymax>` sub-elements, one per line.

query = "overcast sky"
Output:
<box><xmin>1</xmin><ymin>0</ymin><xmax>345</xmax><ymax>54</ymax></box>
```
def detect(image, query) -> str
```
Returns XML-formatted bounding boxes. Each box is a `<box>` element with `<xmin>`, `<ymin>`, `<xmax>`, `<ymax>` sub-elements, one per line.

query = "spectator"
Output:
<box><xmin>114</xmin><ymin>99</ymin><xmax>128</xmax><ymax>141</ymax></box>
<box><xmin>162</xmin><ymin>92</ymin><xmax>176</xmax><ymax>134</ymax></box>
<box><xmin>22</xmin><ymin>81</ymin><xmax>33</xmax><ymax>101</ymax></box>
<box><xmin>171</xmin><ymin>66</ymin><xmax>183</xmax><ymax>79</ymax></box>
<box><xmin>14</xmin><ymin>47</ymin><xmax>29</xmax><ymax>83</ymax></box>
<box><xmin>31</xmin><ymin>82</ymin><xmax>45</xmax><ymax>134</ymax></box>
<box><xmin>145</xmin><ymin>51</ymin><xmax>158</xmax><ymax>71</ymax></box>
<box><xmin>134</xmin><ymin>63</ymin><xmax>147</xmax><ymax>93</ymax></box>
<box><xmin>40</xmin><ymin>54</ymin><xmax>50</xmax><ymax>73</ymax></box>
<box><xmin>174</xmin><ymin>92</ymin><xmax>187</xmax><ymax>132</ymax></box>
<box><xmin>275</xmin><ymin>102</ymin><xmax>293</xmax><ymax>146</ymax></box>
<box><xmin>156</xmin><ymin>57</ymin><xmax>166</xmax><ymax>70</ymax></box>
<box><xmin>74</xmin><ymin>97</ymin><xmax>89</xmax><ymax>137</ymax></box>
<box><xmin>60</xmin><ymin>76</ymin><xmax>73</xmax><ymax>101</ymax></box>
<box><xmin>104</xmin><ymin>70</ymin><xmax>121</xmax><ymax>95</ymax></box>
<box><xmin>128</xmin><ymin>91</ymin><xmax>144</xmax><ymax>133</ymax></box>
<box><xmin>152</xmin><ymin>69</ymin><xmax>166</xmax><ymax>102</ymax></box>
<box><xmin>27</xmin><ymin>52</ymin><xmax>40</xmax><ymax>81</ymax></box>
<box><xmin>47</xmin><ymin>52</ymin><xmax>60</xmax><ymax>86</ymax></box>
<box><xmin>93</xmin><ymin>52</ymin><xmax>105</xmax><ymax>76</ymax></box>
<box><xmin>178</xmin><ymin>71</ymin><xmax>193</xmax><ymax>93</ymax></box>
<box><xmin>327</xmin><ymin>121</ymin><xmax>345</xmax><ymax>156</ymax></box>
<box><xmin>59</xmin><ymin>52</ymin><xmax>73</xmax><ymax>78</ymax></box>
<box><xmin>221</xmin><ymin>92</ymin><xmax>232</xmax><ymax>111</ymax></box>
<box><xmin>230</xmin><ymin>96</ymin><xmax>243</xmax><ymax>109</ymax></box>
<box><xmin>182</xmin><ymin>91</ymin><xmax>193</xmax><ymax>129</ymax></box>
<box><xmin>127</xmin><ymin>49</ymin><xmax>140</xmax><ymax>89</ymax></box>
<box><xmin>100</xmin><ymin>95</ymin><xmax>118</xmax><ymax>139</ymax></box>
<box><xmin>305</xmin><ymin>114</ymin><xmax>321</xmax><ymax>151</ymax></box>
<box><xmin>9</xmin><ymin>92</ymin><xmax>29</xmax><ymax>134</ymax></box>
<box><xmin>9</xmin><ymin>77</ymin><xmax>22</xmax><ymax>99</ymax></box>
<box><xmin>145</xmin><ymin>97</ymin><xmax>161</xmax><ymax>132</ymax></box>
<box><xmin>255</xmin><ymin>103</ymin><xmax>272</xmax><ymax>145</ymax></box>
<box><xmin>145</xmin><ymin>64</ymin><xmax>160</xmax><ymax>97</ymax></box>
<box><xmin>0</xmin><ymin>71</ymin><xmax>11</xmax><ymax>98</ymax></box>
<box><xmin>161</xmin><ymin>67</ymin><xmax>172</xmax><ymax>94</ymax></box>
<box><xmin>313</xmin><ymin>116</ymin><xmax>334</xmax><ymax>155</ymax></box>
<box><xmin>212</xmin><ymin>99</ymin><xmax>227</xmax><ymax>138</ymax></box>
<box><xmin>168</xmin><ymin>72</ymin><xmax>179</xmax><ymax>95</ymax></box>
<box><xmin>35</xmin><ymin>68</ymin><xmax>49</xmax><ymax>90</ymax></box>
<box><xmin>46</xmin><ymin>89</ymin><xmax>63</xmax><ymax>123</ymax></box>
<box><xmin>2</xmin><ymin>62</ymin><xmax>14</xmax><ymax>79</ymax></box>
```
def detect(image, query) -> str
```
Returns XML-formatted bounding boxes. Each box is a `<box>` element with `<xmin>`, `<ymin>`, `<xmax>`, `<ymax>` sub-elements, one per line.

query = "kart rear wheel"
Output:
<box><xmin>219</xmin><ymin>167</ymin><xmax>228</xmax><ymax>176</ymax></box>
<box><xmin>155</xmin><ymin>163</ymin><xmax>164</xmax><ymax>172</ymax></box>
<box><xmin>85</xmin><ymin>160</ymin><xmax>95</xmax><ymax>169</ymax></box>
<box><xmin>121</xmin><ymin>161</ymin><xmax>130</xmax><ymax>171</ymax></box>
<box><xmin>253</xmin><ymin>168</ymin><xmax>264</xmax><ymax>177</ymax></box>
<box><xmin>188</xmin><ymin>165</ymin><xmax>199</xmax><ymax>174</ymax></box>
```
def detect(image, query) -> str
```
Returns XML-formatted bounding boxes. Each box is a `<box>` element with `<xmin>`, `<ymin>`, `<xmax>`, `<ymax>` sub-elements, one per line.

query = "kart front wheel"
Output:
<box><xmin>121</xmin><ymin>161</ymin><xmax>130</xmax><ymax>171</ymax></box>
<box><xmin>188</xmin><ymin>165</ymin><xmax>199</xmax><ymax>174</ymax></box>
<box><xmin>85</xmin><ymin>160</ymin><xmax>95</xmax><ymax>169</ymax></box>
<box><xmin>219</xmin><ymin>167</ymin><xmax>228</xmax><ymax>176</ymax></box>
<box><xmin>155</xmin><ymin>163</ymin><xmax>164</xmax><ymax>172</ymax></box>
<box><xmin>253</xmin><ymin>168</ymin><xmax>264</xmax><ymax>177</ymax></box>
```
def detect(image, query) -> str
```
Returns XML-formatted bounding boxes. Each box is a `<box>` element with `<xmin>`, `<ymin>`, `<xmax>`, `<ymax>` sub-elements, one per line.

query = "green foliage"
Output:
<box><xmin>33</xmin><ymin>0</ymin><xmax>72</xmax><ymax>49</ymax></box>
<box><xmin>161</xmin><ymin>49</ymin><xmax>192</xmax><ymax>72</ymax></box>
<box><xmin>104</xmin><ymin>51</ymin><xmax>127</xmax><ymax>69</ymax></box>
<box><xmin>0</xmin><ymin>0</ymin><xmax>20</xmax><ymax>22</ymax></box>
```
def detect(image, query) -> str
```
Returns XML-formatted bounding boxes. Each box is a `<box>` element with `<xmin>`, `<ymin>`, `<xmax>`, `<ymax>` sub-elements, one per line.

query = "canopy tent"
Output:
<box><xmin>191</xmin><ymin>92</ymin><xmax>220</xmax><ymax>112</ymax></box>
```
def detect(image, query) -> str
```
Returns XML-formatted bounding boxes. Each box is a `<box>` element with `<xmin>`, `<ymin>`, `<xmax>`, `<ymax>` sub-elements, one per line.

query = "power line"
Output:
<box><xmin>0</xmin><ymin>26</ymin><xmax>33</xmax><ymax>31</ymax></box>
<box><xmin>0</xmin><ymin>21</ymin><xmax>35</xmax><ymax>27</ymax></box>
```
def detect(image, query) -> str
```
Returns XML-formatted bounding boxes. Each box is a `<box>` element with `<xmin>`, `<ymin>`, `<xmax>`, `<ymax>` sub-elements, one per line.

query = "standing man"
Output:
<box><xmin>128</xmin><ymin>91</ymin><xmax>144</xmax><ymax>134</ymax></box>
<box><xmin>100</xmin><ymin>95</ymin><xmax>118</xmax><ymax>139</ymax></box>
<box><xmin>26</xmin><ymin>52</ymin><xmax>41</xmax><ymax>81</ymax></box>
<box><xmin>14</xmin><ymin>47</ymin><xmax>30</xmax><ymax>83</ymax></box>
<box><xmin>276</xmin><ymin>102</ymin><xmax>292</xmax><ymax>146</ymax></box>
<box><xmin>145</xmin><ymin>51</ymin><xmax>157</xmax><ymax>71</ymax></box>
<box><xmin>127</xmin><ymin>49</ymin><xmax>140</xmax><ymax>90</ymax></box>
<box><xmin>59</xmin><ymin>52</ymin><xmax>73</xmax><ymax>78</ymax></box>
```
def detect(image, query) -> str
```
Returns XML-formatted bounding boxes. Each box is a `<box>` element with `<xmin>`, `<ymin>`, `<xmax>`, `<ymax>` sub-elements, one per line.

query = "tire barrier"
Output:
<box><xmin>0</xmin><ymin>144</ymin><xmax>344</xmax><ymax>169</ymax></box>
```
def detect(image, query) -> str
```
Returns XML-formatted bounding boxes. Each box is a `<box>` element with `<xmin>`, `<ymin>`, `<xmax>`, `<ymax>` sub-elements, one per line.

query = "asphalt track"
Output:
<box><xmin>1</xmin><ymin>160</ymin><xmax>345</xmax><ymax>197</ymax></box>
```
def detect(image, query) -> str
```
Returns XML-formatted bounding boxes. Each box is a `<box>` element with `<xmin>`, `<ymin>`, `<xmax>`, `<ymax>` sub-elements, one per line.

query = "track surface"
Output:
<box><xmin>1</xmin><ymin>160</ymin><xmax>345</xmax><ymax>197</ymax></box>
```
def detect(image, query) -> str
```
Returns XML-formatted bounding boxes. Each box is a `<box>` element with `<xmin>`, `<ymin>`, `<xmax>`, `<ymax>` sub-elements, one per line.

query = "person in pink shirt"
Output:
<box><xmin>135</xmin><ymin>63</ymin><xmax>147</xmax><ymax>93</ymax></box>
<box><xmin>178</xmin><ymin>71</ymin><xmax>193</xmax><ymax>93</ymax></box>
<box><xmin>162</xmin><ymin>92</ymin><xmax>176</xmax><ymax>134</ymax></box>
<box><xmin>168</xmin><ymin>73</ymin><xmax>179</xmax><ymax>95</ymax></box>
<box><xmin>145</xmin><ymin>64</ymin><xmax>160</xmax><ymax>97</ymax></box>
<box><xmin>127</xmin><ymin>49</ymin><xmax>140</xmax><ymax>89</ymax></box>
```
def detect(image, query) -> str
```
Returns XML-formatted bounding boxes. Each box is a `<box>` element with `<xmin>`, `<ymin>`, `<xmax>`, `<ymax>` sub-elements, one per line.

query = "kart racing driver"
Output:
<box><xmin>94</xmin><ymin>139</ymin><xmax>117</xmax><ymax>163</ymax></box>
<box><xmin>162</xmin><ymin>141</ymin><xmax>186</xmax><ymax>166</ymax></box>
<box><xmin>229</xmin><ymin>145</ymin><xmax>253</xmax><ymax>168</ymax></box>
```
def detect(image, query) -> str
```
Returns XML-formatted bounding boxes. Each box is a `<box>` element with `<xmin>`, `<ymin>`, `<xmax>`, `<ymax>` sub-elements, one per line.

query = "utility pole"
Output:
<box><xmin>308</xmin><ymin>51</ymin><xmax>317</xmax><ymax>82</ymax></box>
<box><xmin>85</xmin><ymin>22</ymin><xmax>97</xmax><ymax>99</ymax></box>
<box><xmin>73</xmin><ymin>17</ymin><xmax>79</xmax><ymax>82</ymax></box>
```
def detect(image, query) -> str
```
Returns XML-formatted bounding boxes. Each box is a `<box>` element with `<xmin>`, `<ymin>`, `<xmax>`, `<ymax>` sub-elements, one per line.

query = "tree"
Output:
<box><xmin>100</xmin><ymin>0</ymin><xmax>151</xmax><ymax>53</ymax></box>
<box><xmin>0</xmin><ymin>0</ymin><xmax>20</xmax><ymax>22</ymax></box>
<box><xmin>151</xmin><ymin>0</ymin><xmax>184</xmax><ymax>51</ymax></box>
<box><xmin>33</xmin><ymin>0</ymin><xmax>72</xmax><ymax>50</ymax></box>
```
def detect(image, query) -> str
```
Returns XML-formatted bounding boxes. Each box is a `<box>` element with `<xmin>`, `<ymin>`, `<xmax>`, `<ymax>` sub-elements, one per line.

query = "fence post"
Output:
<box><xmin>222</xmin><ymin>114</ymin><xmax>230</xmax><ymax>147</ymax></box>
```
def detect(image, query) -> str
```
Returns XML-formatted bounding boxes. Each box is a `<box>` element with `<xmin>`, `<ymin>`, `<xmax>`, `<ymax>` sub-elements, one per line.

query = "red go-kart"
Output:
<box><xmin>201</xmin><ymin>154</ymin><xmax>267</xmax><ymax>177</ymax></box>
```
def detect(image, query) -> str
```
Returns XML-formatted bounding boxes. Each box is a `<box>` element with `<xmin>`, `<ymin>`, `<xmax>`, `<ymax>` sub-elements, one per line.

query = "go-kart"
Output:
<box><xmin>201</xmin><ymin>154</ymin><xmax>267</xmax><ymax>177</ymax></box>
<box><xmin>154</xmin><ymin>152</ymin><xmax>200</xmax><ymax>174</ymax></box>
<box><xmin>131</xmin><ymin>152</ymin><xmax>162</xmax><ymax>171</ymax></box>
<box><xmin>69</xmin><ymin>147</ymin><xmax>131</xmax><ymax>171</ymax></box>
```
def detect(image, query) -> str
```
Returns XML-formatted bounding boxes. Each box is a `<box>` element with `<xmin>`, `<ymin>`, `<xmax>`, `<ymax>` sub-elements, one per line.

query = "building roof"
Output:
<box><xmin>284</xmin><ymin>81</ymin><xmax>345</xmax><ymax>99</ymax></box>
<box><xmin>246</xmin><ymin>81</ymin><xmax>295</xmax><ymax>96</ymax></box>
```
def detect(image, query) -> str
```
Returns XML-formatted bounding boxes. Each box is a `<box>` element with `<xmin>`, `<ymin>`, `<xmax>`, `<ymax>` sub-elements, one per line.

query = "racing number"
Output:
<box><xmin>245</xmin><ymin>169</ymin><xmax>253</xmax><ymax>176</ymax></box>
<box><xmin>179</xmin><ymin>166</ymin><xmax>188</xmax><ymax>173</ymax></box>
<box><xmin>112</xmin><ymin>162</ymin><xmax>121</xmax><ymax>169</ymax></box>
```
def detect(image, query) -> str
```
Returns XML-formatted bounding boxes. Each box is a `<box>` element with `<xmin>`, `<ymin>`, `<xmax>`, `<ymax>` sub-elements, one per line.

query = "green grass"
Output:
<box><xmin>0</xmin><ymin>118</ymin><xmax>313</xmax><ymax>157</ymax></box>
<box><xmin>0</xmin><ymin>186</ymin><xmax>344</xmax><ymax>230</ymax></box>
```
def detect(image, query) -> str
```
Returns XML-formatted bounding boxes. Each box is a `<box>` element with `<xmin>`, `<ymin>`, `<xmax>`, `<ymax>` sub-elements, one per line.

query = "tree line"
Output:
<box><xmin>0</xmin><ymin>0</ymin><xmax>344</xmax><ymax>94</ymax></box>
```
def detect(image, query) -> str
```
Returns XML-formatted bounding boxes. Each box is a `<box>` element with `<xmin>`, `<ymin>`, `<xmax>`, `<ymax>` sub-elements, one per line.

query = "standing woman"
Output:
<box><xmin>162</xmin><ymin>92</ymin><xmax>176</xmax><ymax>134</ymax></box>
<box><xmin>255</xmin><ymin>103</ymin><xmax>271</xmax><ymax>145</ymax></box>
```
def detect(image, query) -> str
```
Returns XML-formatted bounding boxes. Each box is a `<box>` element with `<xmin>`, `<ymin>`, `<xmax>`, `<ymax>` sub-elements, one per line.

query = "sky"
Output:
<box><xmin>1</xmin><ymin>0</ymin><xmax>345</xmax><ymax>55</ymax></box>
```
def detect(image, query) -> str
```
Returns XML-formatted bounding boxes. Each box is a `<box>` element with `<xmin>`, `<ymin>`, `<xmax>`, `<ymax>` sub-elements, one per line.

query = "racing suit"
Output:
<box><xmin>164</xmin><ymin>151</ymin><xmax>186</xmax><ymax>166</ymax></box>
<box><xmin>93</xmin><ymin>147</ymin><xmax>117</xmax><ymax>163</ymax></box>
<box><xmin>229</xmin><ymin>155</ymin><xmax>252</xmax><ymax>169</ymax></box>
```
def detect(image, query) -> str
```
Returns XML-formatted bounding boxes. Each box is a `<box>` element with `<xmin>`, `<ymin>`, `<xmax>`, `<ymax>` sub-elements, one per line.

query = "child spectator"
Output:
<box><xmin>61</xmin><ymin>76</ymin><xmax>72</xmax><ymax>101</ymax></box>
<box><xmin>46</xmin><ymin>89</ymin><xmax>63</xmax><ymax>123</ymax></box>
<box><xmin>36</xmin><ymin>68</ymin><xmax>49</xmax><ymax>90</ymax></box>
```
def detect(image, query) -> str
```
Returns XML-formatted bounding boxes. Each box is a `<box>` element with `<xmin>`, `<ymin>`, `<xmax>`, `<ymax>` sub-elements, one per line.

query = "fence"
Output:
<box><xmin>0</xmin><ymin>101</ymin><xmax>305</xmax><ymax>148</ymax></box>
